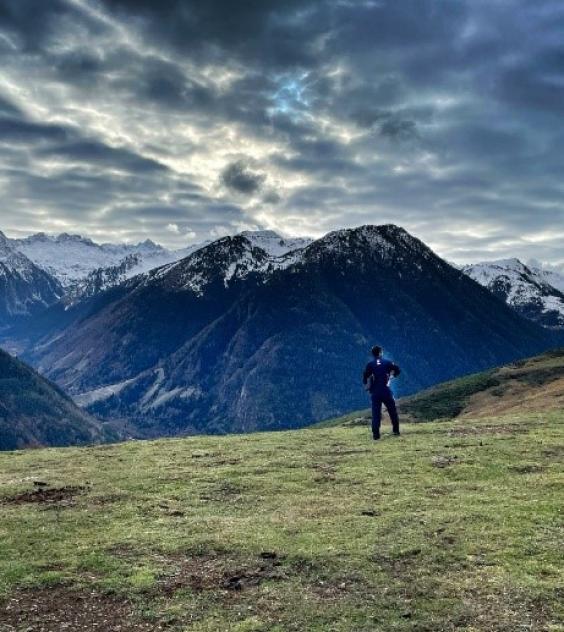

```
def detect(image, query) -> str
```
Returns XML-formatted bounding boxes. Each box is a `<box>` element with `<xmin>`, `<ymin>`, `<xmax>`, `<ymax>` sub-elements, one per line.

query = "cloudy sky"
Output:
<box><xmin>0</xmin><ymin>0</ymin><xmax>563</xmax><ymax>264</ymax></box>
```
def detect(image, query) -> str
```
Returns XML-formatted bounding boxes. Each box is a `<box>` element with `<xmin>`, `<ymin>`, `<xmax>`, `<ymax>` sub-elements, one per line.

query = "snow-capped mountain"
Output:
<box><xmin>27</xmin><ymin>225</ymin><xmax>556</xmax><ymax>438</ymax></box>
<box><xmin>0</xmin><ymin>231</ymin><xmax>63</xmax><ymax>327</ymax></box>
<box><xmin>462</xmin><ymin>259</ymin><xmax>564</xmax><ymax>329</ymax></box>
<box><xmin>9</xmin><ymin>229</ymin><xmax>309</xmax><ymax>300</ymax></box>
<box><xmin>12</xmin><ymin>233</ymin><xmax>179</xmax><ymax>287</ymax></box>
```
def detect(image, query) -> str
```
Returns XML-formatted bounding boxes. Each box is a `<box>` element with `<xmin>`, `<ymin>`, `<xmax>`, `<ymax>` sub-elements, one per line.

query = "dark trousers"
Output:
<box><xmin>371</xmin><ymin>389</ymin><xmax>399</xmax><ymax>436</ymax></box>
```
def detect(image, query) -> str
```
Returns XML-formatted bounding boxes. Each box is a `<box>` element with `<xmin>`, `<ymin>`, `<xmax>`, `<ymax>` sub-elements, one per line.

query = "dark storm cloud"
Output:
<box><xmin>100</xmin><ymin>0</ymin><xmax>327</xmax><ymax>68</ymax></box>
<box><xmin>0</xmin><ymin>0</ymin><xmax>563</xmax><ymax>261</ymax></box>
<box><xmin>221</xmin><ymin>160</ymin><xmax>266</xmax><ymax>195</ymax></box>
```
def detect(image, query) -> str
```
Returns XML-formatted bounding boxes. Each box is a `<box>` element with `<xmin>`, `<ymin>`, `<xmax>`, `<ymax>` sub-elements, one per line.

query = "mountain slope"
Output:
<box><xmin>318</xmin><ymin>348</ymin><xmax>564</xmax><ymax>428</ymax></box>
<box><xmin>0</xmin><ymin>232</ymin><xmax>63</xmax><ymax>329</ymax></box>
<box><xmin>28</xmin><ymin>225</ymin><xmax>559</xmax><ymax>436</ymax></box>
<box><xmin>0</xmin><ymin>348</ymin><xmax>110</xmax><ymax>450</ymax></box>
<box><xmin>462</xmin><ymin>259</ymin><xmax>564</xmax><ymax>329</ymax></box>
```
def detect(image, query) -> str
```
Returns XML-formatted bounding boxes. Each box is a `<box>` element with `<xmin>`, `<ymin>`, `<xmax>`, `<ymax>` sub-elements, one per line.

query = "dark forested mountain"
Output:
<box><xmin>25</xmin><ymin>224</ymin><xmax>559</xmax><ymax>437</ymax></box>
<box><xmin>0</xmin><ymin>231</ymin><xmax>63</xmax><ymax>331</ymax></box>
<box><xmin>0</xmin><ymin>348</ymin><xmax>110</xmax><ymax>450</ymax></box>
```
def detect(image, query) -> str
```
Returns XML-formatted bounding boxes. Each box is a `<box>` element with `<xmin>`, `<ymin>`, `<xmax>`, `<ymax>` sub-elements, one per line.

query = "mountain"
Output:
<box><xmin>9</xmin><ymin>230</ymin><xmax>307</xmax><ymax>303</ymax></box>
<box><xmin>318</xmin><ymin>348</ymin><xmax>564</xmax><ymax>427</ymax></box>
<box><xmin>25</xmin><ymin>224</ymin><xmax>559</xmax><ymax>437</ymax></box>
<box><xmin>0</xmin><ymin>347</ymin><xmax>111</xmax><ymax>450</ymax></box>
<box><xmin>12</xmin><ymin>232</ymin><xmax>182</xmax><ymax>289</ymax></box>
<box><xmin>462</xmin><ymin>259</ymin><xmax>564</xmax><ymax>329</ymax></box>
<box><xmin>0</xmin><ymin>231</ymin><xmax>63</xmax><ymax>330</ymax></box>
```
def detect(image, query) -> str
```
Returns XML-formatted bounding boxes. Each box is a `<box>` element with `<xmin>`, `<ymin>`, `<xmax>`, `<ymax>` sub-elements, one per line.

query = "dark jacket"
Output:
<box><xmin>363</xmin><ymin>357</ymin><xmax>401</xmax><ymax>394</ymax></box>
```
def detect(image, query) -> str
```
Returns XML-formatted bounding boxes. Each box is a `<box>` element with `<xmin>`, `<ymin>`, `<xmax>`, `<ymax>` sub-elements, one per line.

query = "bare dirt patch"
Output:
<box><xmin>0</xmin><ymin>485</ymin><xmax>86</xmax><ymax>506</ymax></box>
<box><xmin>199</xmin><ymin>480</ymin><xmax>245</xmax><ymax>502</ymax></box>
<box><xmin>369</xmin><ymin>547</ymin><xmax>423</xmax><ymax>578</ymax></box>
<box><xmin>157</xmin><ymin>551</ymin><xmax>286</xmax><ymax>594</ymax></box>
<box><xmin>454</xmin><ymin>585</ymin><xmax>560</xmax><ymax>632</ymax></box>
<box><xmin>0</xmin><ymin>587</ymin><xmax>158</xmax><ymax>632</ymax></box>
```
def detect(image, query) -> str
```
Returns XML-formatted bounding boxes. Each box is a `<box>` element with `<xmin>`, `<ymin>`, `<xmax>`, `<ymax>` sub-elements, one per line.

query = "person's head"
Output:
<box><xmin>371</xmin><ymin>345</ymin><xmax>383</xmax><ymax>358</ymax></box>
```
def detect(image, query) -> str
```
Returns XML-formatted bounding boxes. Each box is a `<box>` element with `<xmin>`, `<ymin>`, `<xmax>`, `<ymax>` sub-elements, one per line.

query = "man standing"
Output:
<box><xmin>362</xmin><ymin>345</ymin><xmax>401</xmax><ymax>440</ymax></box>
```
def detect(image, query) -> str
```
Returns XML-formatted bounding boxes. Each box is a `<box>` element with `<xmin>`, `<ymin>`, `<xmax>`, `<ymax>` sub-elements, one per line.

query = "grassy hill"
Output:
<box><xmin>0</xmin><ymin>409</ymin><xmax>562</xmax><ymax>630</ymax></box>
<box><xmin>317</xmin><ymin>348</ymin><xmax>564</xmax><ymax>429</ymax></box>
<box><xmin>0</xmin><ymin>348</ymin><xmax>114</xmax><ymax>450</ymax></box>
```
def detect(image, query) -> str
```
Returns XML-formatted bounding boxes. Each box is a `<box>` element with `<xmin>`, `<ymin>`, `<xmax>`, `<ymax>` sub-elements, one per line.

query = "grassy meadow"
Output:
<box><xmin>0</xmin><ymin>409</ymin><xmax>562</xmax><ymax>631</ymax></box>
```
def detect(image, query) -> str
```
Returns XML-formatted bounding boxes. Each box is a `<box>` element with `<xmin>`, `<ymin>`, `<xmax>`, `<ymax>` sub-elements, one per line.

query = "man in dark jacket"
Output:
<box><xmin>362</xmin><ymin>345</ymin><xmax>401</xmax><ymax>440</ymax></box>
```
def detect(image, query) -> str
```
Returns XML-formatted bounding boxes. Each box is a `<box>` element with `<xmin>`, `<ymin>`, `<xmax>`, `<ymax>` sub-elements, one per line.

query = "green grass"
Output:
<box><xmin>0</xmin><ymin>411</ymin><xmax>563</xmax><ymax>631</ymax></box>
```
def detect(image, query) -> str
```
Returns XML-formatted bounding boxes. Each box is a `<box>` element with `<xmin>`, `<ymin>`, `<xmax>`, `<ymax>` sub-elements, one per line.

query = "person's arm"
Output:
<box><xmin>390</xmin><ymin>362</ymin><xmax>401</xmax><ymax>378</ymax></box>
<box><xmin>362</xmin><ymin>363</ymin><xmax>372</xmax><ymax>385</ymax></box>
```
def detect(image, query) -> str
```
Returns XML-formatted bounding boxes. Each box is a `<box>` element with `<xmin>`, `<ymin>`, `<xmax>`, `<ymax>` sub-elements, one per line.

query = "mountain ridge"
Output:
<box><xmin>25</xmin><ymin>224</ymin><xmax>559</xmax><ymax>437</ymax></box>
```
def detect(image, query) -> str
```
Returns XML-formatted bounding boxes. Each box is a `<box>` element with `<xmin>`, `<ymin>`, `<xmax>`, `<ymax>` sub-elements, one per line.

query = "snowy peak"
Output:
<box><xmin>0</xmin><ymin>230</ymin><xmax>41</xmax><ymax>270</ymax></box>
<box><xmin>142</xmin><ymin>224</ymin><xmax>447</xmax><ymax>298</ymax></box>
<box><xmin>238</xmin><ymin>230</ymin><xmax>313</xmax><ymax>256</ymax></box>
<box><xmin>301</xmin><ymin>224</ymin><xmax>437</xmax><ymax>270</ymax></box>
<box><xmin>310</xmin><ymin>224</ymin><xmax>421</xmax><ymax>251</ymax></box>
<box><xmin>11</xmin><ymin>231</ymin><xmax>196</xmax><ymax>289</ymax></box>
<box><xmin>5</xmin><ymin>227</ymin><xmax>310</xmax><ymax>302</ymax></box>
<box><xmin>463</xmin><ymin>259</ymin><xmax>564</xmax><ymax>329</ymax></box>
<box><xmin>147</xmin><ymin>234</ymin><xmax>273</xmax><ymax>295</ymax></box>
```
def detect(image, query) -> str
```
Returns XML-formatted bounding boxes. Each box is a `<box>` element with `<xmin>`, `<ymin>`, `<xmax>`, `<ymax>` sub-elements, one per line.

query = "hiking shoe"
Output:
<box><xmin>373</xmin><ymin>433</ymin><xmax>380</xmax><ymax>441</ymax></box>
<box><xmin>392</xmin><ymin>431</ymin><xmax>401</xmax><ymax>436</ymax></box>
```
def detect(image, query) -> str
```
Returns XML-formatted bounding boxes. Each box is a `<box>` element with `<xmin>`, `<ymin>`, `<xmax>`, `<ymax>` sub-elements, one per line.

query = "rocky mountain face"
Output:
<box><xmin>27</xmin><ymin>225</ymin><xmax>558</xmax><ymax>437</ymax></box>
<box><xmin>0</xmin><ymin>231</ymin><xmax>63</xmax><ymax>329</ymax></box>
<box><xmin>462</xmin><ymin>259</ymin><xmax>564</xmax><ymax>329</ymax></box>
<box><xmin>0</xmin><ymin>348</ymin><xmax>111</xmax><ymax>450</ymax></box>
